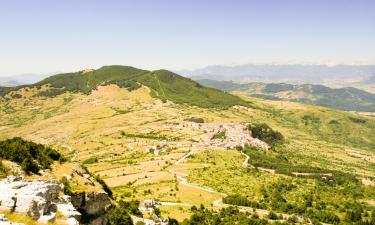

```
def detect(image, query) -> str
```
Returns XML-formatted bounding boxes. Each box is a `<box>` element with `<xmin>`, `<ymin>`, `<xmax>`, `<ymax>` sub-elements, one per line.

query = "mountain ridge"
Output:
<box><xmin>197</xmin><ymin>79</ymin><xmax>375</xmax><ymax>112</ymax></box>
<box><xmin>0</xmin><ymin>65</ymin><xmax>248</xmax><ymax>109</ymax></box>
<box><xmin>179</xmin><ymin>64</ymin><xmax>375</xmax><ymax>89</ymax></box>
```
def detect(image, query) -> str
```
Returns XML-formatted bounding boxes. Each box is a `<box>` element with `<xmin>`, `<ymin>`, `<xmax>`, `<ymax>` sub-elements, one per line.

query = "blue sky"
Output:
<box><xmin>0</xmin><ymin>0</ymin><xmax>374</xmax><ymax>76</ymax></box>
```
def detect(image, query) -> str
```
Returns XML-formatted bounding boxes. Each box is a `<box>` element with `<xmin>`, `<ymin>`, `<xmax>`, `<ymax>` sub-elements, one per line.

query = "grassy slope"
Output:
<box><xmin>136</xmin><ymin>70</ymin><xmax>247</xmax><ymax>108</ymax></box>
<box><xmin>0</xmin><ymin>83</ymin><xmax>374</xmax><ymax>222</ymax></box>
<box><xmin>1</xmin><ymin>66</ymin><xmax>247</xmax><ymax>108</ymax></box>
<box><xmin>197</xmin><ymin>79</ymin><xmax>375</xmax><ymax>112</ymax></box>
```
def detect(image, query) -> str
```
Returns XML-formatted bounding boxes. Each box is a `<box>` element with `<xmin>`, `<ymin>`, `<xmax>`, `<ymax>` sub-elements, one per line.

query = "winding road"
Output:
<box><xmin>166</xmin><ymin>148</ymin><xmax>303</xmax><ymax>221</ymax></box>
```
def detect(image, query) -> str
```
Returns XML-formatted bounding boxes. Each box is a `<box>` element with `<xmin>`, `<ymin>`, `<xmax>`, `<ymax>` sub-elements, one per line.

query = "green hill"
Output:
<box><xmin>197</xmin><ymin>79</ymin><xmax>375</xmax><ymax>112</ymax></box>
<box><xmin>0</xmin><ymin>66</ymin><xmax>247</xmax><ymax>108</ymax></box>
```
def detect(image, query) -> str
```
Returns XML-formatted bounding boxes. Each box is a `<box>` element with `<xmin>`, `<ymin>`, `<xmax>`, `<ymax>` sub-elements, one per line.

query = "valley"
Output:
<box><xmin>196</xmin><ymin>79</ymin><xmax>375</xmax><ymax>113</ymax></box>
<box><xmin>0</xmin><ymin>66</ymin><xmax>374</xmax><ymax>224</ymax></box>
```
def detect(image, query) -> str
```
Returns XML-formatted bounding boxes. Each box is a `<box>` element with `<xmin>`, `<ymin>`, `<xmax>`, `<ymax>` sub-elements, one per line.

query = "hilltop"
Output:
<box><xmin>197</xmin><ymin>79</ymin><xmax>375</xmax><ymax>112</ymax></box>
<box><xmin>0</xmin><ymin>65</ymin><xmax>247</xmax><ymax>109</ymax></box>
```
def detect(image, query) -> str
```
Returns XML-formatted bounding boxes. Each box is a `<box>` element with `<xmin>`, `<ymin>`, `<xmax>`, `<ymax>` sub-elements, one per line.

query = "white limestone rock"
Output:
<box><xmin>0</xmin><ymin>176</ymin><xmax>60</xmax><ymax>223</ymax></box>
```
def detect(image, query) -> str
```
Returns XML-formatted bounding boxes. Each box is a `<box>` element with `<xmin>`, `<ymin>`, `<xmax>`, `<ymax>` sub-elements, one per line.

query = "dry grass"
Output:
<box><xmin>1</xmin><ymin>84</ymin><xmax>375</xmax><ymax>220</ymax></box>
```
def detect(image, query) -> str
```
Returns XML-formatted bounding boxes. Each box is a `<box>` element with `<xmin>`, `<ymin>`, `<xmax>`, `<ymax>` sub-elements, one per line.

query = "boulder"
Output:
<box><xmin>66</xmin><ymin>217</ymin><xmax>80</xmax><ymax>225</ymax></box>
<box><xmin>38</xmin><ymin>212</ymin><xmax>56</xmax><ymax>223</ymax></box>
<box><xmin>84</xmin><ymin>192</ymin><xmax>112</xmax><ymax>216</ymax></box>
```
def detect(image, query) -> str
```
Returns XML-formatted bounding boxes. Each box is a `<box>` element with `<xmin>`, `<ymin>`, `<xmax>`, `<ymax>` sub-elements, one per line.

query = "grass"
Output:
<box><xmin>159</xmin><ymin>205</ymin><xmax>192</xmax><ymax>221</ymax></box>
<box><xmin>1</xmin><ymin>65</ymin><xmax>249</xmax><ymax>109</ymax></box>
<box><xmin>187</xmin><ymin>149</ymin><xmax>375</xmax><ymax>222</ymax></box>
<box><xmin>0</xmin><ymin>82</ymin><xmax>375</xmax><ymax>223</ymax></box>
<box><xmin>0</xmin><ymin>210</ymin><xmax>66</xmax><ymax>225</ymax></box>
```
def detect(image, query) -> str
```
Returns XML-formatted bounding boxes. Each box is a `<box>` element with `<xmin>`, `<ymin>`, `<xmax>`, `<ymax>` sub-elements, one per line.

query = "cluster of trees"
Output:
<box><xmin>222</xmin><ymin>194</ymin><xmax>259</xmax><ymax>208</ymax></box>
<box><xmin>37</xmin><ymin>88</ymin><xmax>65</xmax><ymax>97</ymax></box>
<box><xmin>0</xmin><ymin>137</ymin><xmax>64</xmax><ymax>174</ymax></box>
<box><xmin>120</xmin><ymin>131</ymin><xmax>180</xmax><ymax>141</ymax></box>
<box><xmin>243</xmin><ymin>145</ymin><xmax>358</xmax><ymax>185</ymax></box>
<box><xmin>105</xmin><ymin>199</ymin><xmax>375</xmax><ymax>225</ymax></box>
<box><xmin>257</xmin><ymin>178</ymin><xmax>375</xmax><ymax>224</ymax></box>
<box><xmin>180</xmin><ymin>206</ymin><xmax>270</xmax><ymax>225</ymax></box>
<box><xmin>107</xmin><ymin>200</ymin><xmax>144</xmax><ymax>225</ymax></box>
<box><xmin>179</xmin><ymin>205</ymin><xmax>324</xmax><ymax>225</ymax></box>
<box><xmin>247</xmin><ymin>123</ymin><xmax>284</xmax><ymax>147</ymax></box>
<box><xmin>108</xmin><ymin>201</ymin><xmax>135</xmax><ymax>225</ymax></box>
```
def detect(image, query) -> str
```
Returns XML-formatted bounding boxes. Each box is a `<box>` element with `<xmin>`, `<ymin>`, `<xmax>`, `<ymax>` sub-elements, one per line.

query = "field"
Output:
<box><xmin>0</xmin><ymin>83</ymin><xmax>374</xmax><ymax>222</ymax></box>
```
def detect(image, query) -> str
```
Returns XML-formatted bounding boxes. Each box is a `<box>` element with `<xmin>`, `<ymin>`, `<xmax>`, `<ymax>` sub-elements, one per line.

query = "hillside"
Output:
<box><xmin>0</xmin><ymin>72</ymin><xmax>375</xmax><ymax>224</ymax></box>
<box><xmin>197</xmin><ymin>79</ymin><xmax>375</xmax><ymax>112</ymax></box>
<box><xmin>0</xmin><ymin>66</ymin><xmax>247</xmax><ymax>109</ymax></box>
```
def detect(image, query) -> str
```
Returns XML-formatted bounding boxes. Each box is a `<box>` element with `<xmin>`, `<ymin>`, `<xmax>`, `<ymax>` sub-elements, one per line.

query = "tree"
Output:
<box><xmin>108</xmin><ymin>206</ymin><xmax>133</xmax><ymax>225</ymax></box>
<box><xmin>21</xmin><ymin>158</ymin><xmax>39</xmax><ymax>174</ymax></box>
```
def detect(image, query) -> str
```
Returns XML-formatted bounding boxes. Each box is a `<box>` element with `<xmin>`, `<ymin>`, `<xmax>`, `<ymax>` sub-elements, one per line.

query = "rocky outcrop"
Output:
<box><xmin>0</xmin><ymin>176</ymin><xmax>60</xmax><ymax>223</ymax></box>
<box><xmin>71</xmin><ymin>191</ymin><xmax>112</xmax><ymax>225</ymax></box>
<box><xmin>0</xmin><ymin>176</ymin><xmax>112</xmax><ymax>225</ymax></box>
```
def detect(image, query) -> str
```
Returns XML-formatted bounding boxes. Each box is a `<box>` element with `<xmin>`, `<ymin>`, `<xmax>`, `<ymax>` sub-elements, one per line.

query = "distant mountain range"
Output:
<box><xmin>0</xmin><ymin>73</ymin><xmax>54</xmax><ymax>87</ymax></box>
<box><xmin>197</xmin><ymin>79</ymin><xmax>375</xmax><ymax>112</ymax></box>
<box><xmin>0</xmin><ymin>80</ymin><xmax>23</xmax><ymax>87</ymax></box>
<box><xmin>178</xmin><ymin>64</ymin><xmax>375</xmax><ymax>91</ymax></box>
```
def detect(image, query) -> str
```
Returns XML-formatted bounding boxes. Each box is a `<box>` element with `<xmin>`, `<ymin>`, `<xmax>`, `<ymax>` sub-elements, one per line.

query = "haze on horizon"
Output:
<box><xmin>0</xmin><ymin>0</ymin><xmax>374</xmax><ymax>76</ymax></box>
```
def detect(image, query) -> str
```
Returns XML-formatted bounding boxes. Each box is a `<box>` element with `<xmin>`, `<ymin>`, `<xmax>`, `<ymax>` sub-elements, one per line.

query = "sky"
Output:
<box><xmin>0</xmin><ymin>0</ymin><xmax>374</xmax><ymax>76</ymax></box>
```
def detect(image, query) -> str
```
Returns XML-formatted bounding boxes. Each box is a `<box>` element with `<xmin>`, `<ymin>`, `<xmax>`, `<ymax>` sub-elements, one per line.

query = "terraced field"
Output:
<box><xmin>1</xmin><ymin>81</ymin><xmax>374</xmax><ymax>223</ymax></box>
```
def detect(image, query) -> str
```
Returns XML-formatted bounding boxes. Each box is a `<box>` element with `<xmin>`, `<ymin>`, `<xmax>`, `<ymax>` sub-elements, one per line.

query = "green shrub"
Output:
<box><xmin>83</xmin><ymin>157</ymin><xmax>98</xmax><ymax>164</ymax></box>
<box><xmin>211</xmin><ymin>130</ymin><xmax>226</xmax><ymax>140</ymax></box>
<box><xmin>60</xmin><ymin>176</ymin><xmax>73</xmax><ymax>195</ymax></box>
<box><xmin>302</xmin><ymin>115</ymin><xmax>321</xmax><ymax>125</ymax></box>
<box><xmin>349</xmin><ymin>117</ymin><xmax>367</xmax><ymax>124</ymax></box>
<box><xmin>184</xmin><ymin>117</ymin><xmax>205</xmax><ymax>123</ymax></box>
<box><xmin>267</xmin><ymin>211</ymin><xmax>279</xmax><ymax>220</ymax></box>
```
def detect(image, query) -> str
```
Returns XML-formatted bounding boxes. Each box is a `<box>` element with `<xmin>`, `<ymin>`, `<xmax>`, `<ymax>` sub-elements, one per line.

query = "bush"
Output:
<box><xmin>60</xmin><ymin>176</ymin><xmax>73</xmax><ymax>195</ymax></box>
<box><xmin>267</xmin><ymin>211</ymin><xmax>279</xmax><ymax>220</ymax></box>
<box><xmin>184</xmin><ymin>117</ymin><xmax>204</xmax><ymax>123</ymax></box>
<box><xmin>211</xmin><ymin>130</ymin><xmax>226</xmax><ymax>140</ymax></box>
<box><xmin>302</xmin><ymin>115</ymin><xmax>321</xmax><ymax>125</ymax></box>
<box><xmin>83</xmin><ymin>157</ymin><xmax>98</xmax><ymax>164</ymax></box>
<box><xmin>21</xmin><ymin>158</ymin><xmax>39</xmax><ymax>174</ymax></box>
<box><xmin>349</xmin><ymin>117</ymin><xmax>367</xmax><ymax>124</ymax></box>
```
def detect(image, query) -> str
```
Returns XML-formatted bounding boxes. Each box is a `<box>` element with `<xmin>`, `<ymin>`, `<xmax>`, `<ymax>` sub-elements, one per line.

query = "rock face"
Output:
<box><xmin>0</xmin><ymin>176</ymin><xmax>111</xmax><ymax>225</ymax></box>
<box><xmin>0</xmin><ymin>176</ymin><xmax>60</xmax><ymax>223</ymax></box>
<box><xmin>71</xmin><ymin>191</ymin><xmax>112</xmax><ymax>225</ymax></box>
